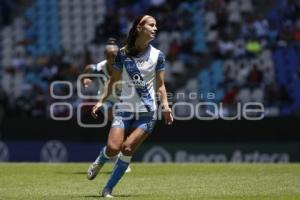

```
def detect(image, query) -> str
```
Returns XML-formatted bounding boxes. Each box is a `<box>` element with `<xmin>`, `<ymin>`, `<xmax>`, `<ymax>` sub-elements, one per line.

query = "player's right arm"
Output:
<box><xmin>82</xmin><ymin>65</ymin><xmax>94</xmax><ymax>88</ymax></box>
<box><xmin>92</xmin><ymin>50</ymin><xmax>123</xmax><ymax>118</ymax></box>
<box><xmin>91</xmin><ymin>67</ymin><xmax>122</xmax><ymax>118</ymax></box>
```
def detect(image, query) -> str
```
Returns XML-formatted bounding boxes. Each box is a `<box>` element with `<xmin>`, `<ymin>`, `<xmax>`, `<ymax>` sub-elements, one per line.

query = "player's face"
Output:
<box><xmin>105</xmin><ymin>47</ymin><xmax>118</xmax><ymax>64</ymax></box>
<box><xmin>139</xmin><ymin>17</ymin><xmax>157</xmax><ymax>40</ymax></box>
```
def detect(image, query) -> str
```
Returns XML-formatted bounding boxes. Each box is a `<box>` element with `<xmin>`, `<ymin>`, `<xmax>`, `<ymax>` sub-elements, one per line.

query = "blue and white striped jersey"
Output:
<box><xmin>113</xmin><ymin>45</ymin><xmax>165</xmax><ymax>112</ymax></box>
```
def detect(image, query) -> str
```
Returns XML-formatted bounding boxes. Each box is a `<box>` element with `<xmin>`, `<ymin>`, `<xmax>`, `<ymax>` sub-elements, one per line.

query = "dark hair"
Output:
<box><xmin>104</xmin><ymin>37</ymin><xmax>118</xmax><ymax>54</ymax></box>
<box><xmin>125</xmin><ymin>15</ymin><xmax>149</xmax><ymax>57</ymax></box>
<box><xmin>106</xmin><ymin>37</ymin><xmax>117</xmax><ymax>45</ymax></box>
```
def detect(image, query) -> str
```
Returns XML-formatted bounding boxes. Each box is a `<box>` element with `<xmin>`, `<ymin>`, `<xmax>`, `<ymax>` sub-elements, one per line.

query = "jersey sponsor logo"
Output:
<box><xmin>128</xmin><ymin>74</ymin><xmax>146</xmax><ymax>88</ymax></box>
<box><xmin>40</xmin><ymin>140</ymin><xmax>68</xmax><ymax>162</ymax></box>
<box><xmin>0</xmin><ymin>141</ymin><xmax>9</xmax><ymax>162</ymax></box>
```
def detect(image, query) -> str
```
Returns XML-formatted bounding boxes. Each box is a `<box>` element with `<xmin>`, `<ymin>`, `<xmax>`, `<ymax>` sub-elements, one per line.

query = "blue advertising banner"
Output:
<box><xmin>0</xmin><ymin>140</ymin><xmax>299</xmax><ymax>163</ymax></box>
<box><xmin>0</xmin><ymin>140</ymin><xmax>103</xmax><ymax>162</ymax></box>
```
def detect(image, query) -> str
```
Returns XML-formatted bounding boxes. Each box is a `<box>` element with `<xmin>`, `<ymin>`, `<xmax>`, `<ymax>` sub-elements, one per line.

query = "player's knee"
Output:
<box><xmin>106</xmin><ymin>143</ymin><xmax>121</xmax><ymax>156</ymax></box>
<box><xmin>121</xmin><ymin>142</ymin><xmax>133</xmax><ymax>156</ymax></box>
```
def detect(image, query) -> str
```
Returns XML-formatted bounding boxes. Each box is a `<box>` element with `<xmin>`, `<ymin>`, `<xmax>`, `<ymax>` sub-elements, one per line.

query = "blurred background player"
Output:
<box><xmin>82</xmin><ymin>38</ymin><xmax>132</xmax><ymax>177</ymax></box>
<box><xmin>82</xmin><ymin>37</ymin><xmax>118</xmax><ymax>121</ymax></box>
<box><xmin>91</xmin><ymin>14</ymin><xmax>173</xmax><ymax>198</ymax></box>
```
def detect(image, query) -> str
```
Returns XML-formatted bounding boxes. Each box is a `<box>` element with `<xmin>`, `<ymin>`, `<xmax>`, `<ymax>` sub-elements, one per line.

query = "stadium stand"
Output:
<box><xmin>0</xmin><ymin>0</ymin><xmax>300</xmax><ymax>118</ymax></box>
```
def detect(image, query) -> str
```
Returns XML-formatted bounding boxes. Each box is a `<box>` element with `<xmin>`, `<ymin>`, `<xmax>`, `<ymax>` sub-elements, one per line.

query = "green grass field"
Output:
<box><xmin>0</xmin><ymin>163</ymin><xmax>299</xmax><ymax>200</ymax></box>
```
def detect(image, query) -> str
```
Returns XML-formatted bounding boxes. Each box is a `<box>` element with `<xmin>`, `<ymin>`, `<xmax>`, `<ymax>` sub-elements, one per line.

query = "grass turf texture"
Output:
<box><xmin>0</xmin><ymin>163</ymin><xmax>299</xmax><ymax>200</ymax></box>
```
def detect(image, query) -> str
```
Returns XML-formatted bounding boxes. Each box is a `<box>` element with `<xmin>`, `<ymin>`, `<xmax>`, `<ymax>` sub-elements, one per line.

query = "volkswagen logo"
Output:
<box><xmin>40</xmin><ymin>140</ymin><xmax>68</xmax><ymax>162</ymax></box>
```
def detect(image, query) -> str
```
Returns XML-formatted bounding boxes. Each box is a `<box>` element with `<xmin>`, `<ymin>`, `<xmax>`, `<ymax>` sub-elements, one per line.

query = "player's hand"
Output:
<box><xmin>83</xmin><ymin>78</ymin><xmax>92</xmax><ymax>88</ymax></box>
<box><xmin>163</xmin><ymin>108</ymin><xmax>173</xmax><ymax>125</ymax></box>
<box><xmin>91</xmin><ymin>102</ymin><xmax>103</xmax><ymax>119</ymax></box>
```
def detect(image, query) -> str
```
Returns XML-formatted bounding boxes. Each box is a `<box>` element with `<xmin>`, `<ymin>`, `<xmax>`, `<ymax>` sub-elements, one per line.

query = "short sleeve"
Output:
<box><xmin>90</xmin><ymin>64</ymin><xmax>98</xmax><ymax>72</ymax></box>
<box><xmin>113</xmin><ymin>51</ymin><xmax>123</xmax><ymax>71</ymax></box>
<box><xmin>156</xmin><ymin>51</ymin><xmax>165</xmax><ymax>72</ymax></box>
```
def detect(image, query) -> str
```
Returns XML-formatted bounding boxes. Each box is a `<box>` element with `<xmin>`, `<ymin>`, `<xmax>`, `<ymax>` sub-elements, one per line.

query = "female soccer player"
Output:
<box><xmin>91</xmin><ymin>15</ymin><xmax>173</xmax><ymax>198</ymax></box>
<box><xmin>83</xmin><ymin>38</ymin><xmax>131</xmax><ymax>177</ymax></box>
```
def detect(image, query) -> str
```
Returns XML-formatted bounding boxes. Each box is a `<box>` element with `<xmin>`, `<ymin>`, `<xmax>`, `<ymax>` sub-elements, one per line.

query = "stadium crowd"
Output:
<box><xmin>0</xmin><ymin>0</ymin><xmax>300</xmax><ymax>118</ymax></box>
